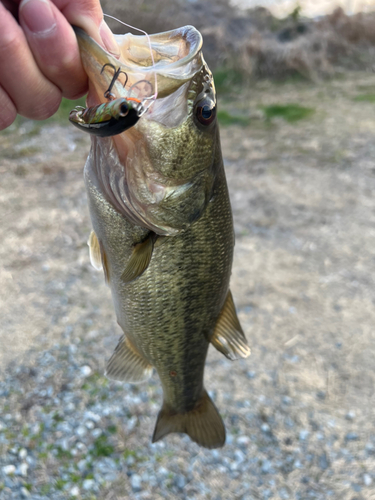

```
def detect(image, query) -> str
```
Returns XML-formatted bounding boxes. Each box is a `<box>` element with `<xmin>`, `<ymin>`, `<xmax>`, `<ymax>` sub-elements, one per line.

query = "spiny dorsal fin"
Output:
<box><xmin>121</xmin><ymin>233</ymin><xmax>155</xmax><ymax>284</ymax></box>
<box><xmin>152</xmin><ymin>390</ymin><xmax>225</xmax><ymax>449</ymax></box>
<box><xmin>88</xmin><ymin>230</ymin><xmax>102</xmax><ymax>271</ymax></box>
<box><xmin>211</xmin><ymin>290</ymin><xmax>250</xmax><ymax>360</ymax></box>
<box><xmin>105</xmin><ymin>335</ymin><xmax>153</xmax><ymax>383</ymax></box>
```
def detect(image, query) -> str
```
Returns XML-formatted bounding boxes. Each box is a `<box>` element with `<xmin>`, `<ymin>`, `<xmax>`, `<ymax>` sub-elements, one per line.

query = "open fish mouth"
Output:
<box><xmin>74</xmin><ymin>25</ymin><xmax>205</xmax><ymax>122</ymax></box>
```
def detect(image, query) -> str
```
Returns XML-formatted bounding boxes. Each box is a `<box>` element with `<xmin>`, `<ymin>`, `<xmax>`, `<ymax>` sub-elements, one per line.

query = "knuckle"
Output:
<box><xmin>0</xmin><ymin>111</ymin><xmax>16</xmax><ymax>130</ymax></box>
<box><xmin>0</xmin><ymin>89</ymin><xmax>17</xmax><ymax>130</ymax></box>
<box><xmin>22</xmin><ymin>90</ymin><xmax>61</xmax><ymax>120</ymax></box>
<box><xmin>0</xmin><ymin>28</ymin><xmax>23</xmax><ymax>59</ymax></box>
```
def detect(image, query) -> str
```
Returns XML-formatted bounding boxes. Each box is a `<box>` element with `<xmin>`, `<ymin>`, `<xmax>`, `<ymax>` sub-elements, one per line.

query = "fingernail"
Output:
<box><xmin>100</xmin><ymin>20</ymin><xmax>120</xmax><ymax>57</ymax></box>
<box><xmin>20</xmin><ymin>0</ymin><xmax>56</xmax><ymax>35</ymax></box>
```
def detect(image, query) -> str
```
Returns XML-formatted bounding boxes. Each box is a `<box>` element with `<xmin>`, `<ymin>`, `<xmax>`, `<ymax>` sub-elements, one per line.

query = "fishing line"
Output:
<box><xmin>103</xmin><ymin>13</ymin><xmax>158</xmax><ymax>114</ymax></box>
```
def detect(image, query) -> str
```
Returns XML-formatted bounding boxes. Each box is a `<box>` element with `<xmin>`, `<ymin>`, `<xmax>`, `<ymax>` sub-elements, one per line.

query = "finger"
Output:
<box><xmin>19</xmin><ymin>0</ymin><xmax>87</xmax><ymax>100</ymax></box>
<box><xmin>0</xmin><ymin>86</ymin><xmax>17</xmax><ymax>130</ymax></box>
<box><xmin>0</xmin><ymin>3</ymin><xmax>61</xmax><ymax>120</ymax></box>
<box><xmin>52</xmin><ymin>0</ymin><xmax>120</xmax><ymax>56</ymax></box>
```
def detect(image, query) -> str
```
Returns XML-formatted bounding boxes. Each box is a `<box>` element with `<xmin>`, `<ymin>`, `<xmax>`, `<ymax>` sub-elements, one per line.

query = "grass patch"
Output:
<box><xmin>123</xmin><ymin>449</ymin><xmax>136</xmax><ymax>460</ymax></box>
<box><xmin>262</xmin><ymin>104</ymin><xmax>314</xmax><ymax>122</ymax></box>
<box><xmin>91</xmin><ymin>435</ymin><xmax>114</xmax><ymax>458</ymax></box>
<box><xmin>353</xmin><ymin>93</ymin><xmax>375</xmax><ymax>103</ymax></box>
<box><xmin>55</xmin><ymin>446</ymin><xmax>73</xmax><ymax>459</ymax></box>
<box><xmin>217</xmin><ymin>110</ymin><xmax>251</xmax><ymax>127</ymax></box>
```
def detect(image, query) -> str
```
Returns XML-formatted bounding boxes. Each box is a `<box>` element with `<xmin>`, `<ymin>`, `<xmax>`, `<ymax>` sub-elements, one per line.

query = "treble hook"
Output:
<box><xmin>101</xmin><ymin>63</ymin><xmax>128</xmax><ymax>100</ymax></box>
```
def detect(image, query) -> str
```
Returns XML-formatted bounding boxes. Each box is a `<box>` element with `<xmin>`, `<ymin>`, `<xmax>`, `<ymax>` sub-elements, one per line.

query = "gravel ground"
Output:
<box><xmin>1</xmin><ymin>72</ymin><xmax>375</xmax><ymax>499</ymax></box>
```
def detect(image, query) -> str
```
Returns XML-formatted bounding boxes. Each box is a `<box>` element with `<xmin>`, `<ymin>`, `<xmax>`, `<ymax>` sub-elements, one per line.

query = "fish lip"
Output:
<box><xmin>74</xmin><ymin>25</ymin><xmax>204</xmax><ymax>105</ymax></box>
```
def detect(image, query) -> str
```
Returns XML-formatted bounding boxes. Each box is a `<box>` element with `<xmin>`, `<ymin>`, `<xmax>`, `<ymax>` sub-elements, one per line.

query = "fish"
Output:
<box><xmin>73</xmin><ymin>25</ymin><xmax>250</xmax><ymax>449</ymax></box>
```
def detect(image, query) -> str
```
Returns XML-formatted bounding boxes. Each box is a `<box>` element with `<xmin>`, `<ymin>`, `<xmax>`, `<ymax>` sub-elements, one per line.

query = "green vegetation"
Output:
<box><xmin>217</xmin><ymin>110</ymin><xmax>251</xmax><ymax>127</ymax></box>
<box><xmin>123</xmin><ymin>449</ymin><xmax>136</xmax><ymax>459</ymax></box>
<box><xmin>55</xmin><ymin>478</ymin><xmax>67</xmax><ymax>490</ymax></box>
<box><xmin>91</xmin><ymin>435</ymin><xmax>114</xmax><ymax>458</ymax></box>
<box><xmin>213</xmin><ymin>68</ymin><xmax>246</xmax><ymax>94</ymax></box>
<box><xmin>262</xmin><ymin>104</ymin><xmax>314</xmax><ymax>122</ymax></box>
<box><xmin>55</xmin><ymin>446</ymin><xmax>73</xmax><ymax>459</ymax></box>
<box><xmin>50</xmin><ymin>96</ymin><xmax>87</xmax><ymax>123</ymax></box>
<box><xmin>353</xmin><ymin>93</ymin><xmax>375</xmax><ymax>103</ymax></box>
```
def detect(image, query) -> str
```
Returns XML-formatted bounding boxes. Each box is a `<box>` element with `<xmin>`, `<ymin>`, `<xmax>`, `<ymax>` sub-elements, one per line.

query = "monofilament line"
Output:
<box><xmin>103</xmin><ymin>13</ymin><xmax>158</xmax><ymax>108</ymax></box>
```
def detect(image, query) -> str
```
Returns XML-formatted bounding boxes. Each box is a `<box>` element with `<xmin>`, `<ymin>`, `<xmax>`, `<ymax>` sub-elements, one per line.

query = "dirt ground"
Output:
<box><xmin>1</xmin><ymin>71</ymin><xmax>375</xmax><ymax>498</ymax></box>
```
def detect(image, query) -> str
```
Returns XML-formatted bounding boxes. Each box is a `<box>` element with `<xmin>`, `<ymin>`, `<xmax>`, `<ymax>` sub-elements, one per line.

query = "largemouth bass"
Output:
<box><xmin>74</xmin><ymin>25</ymin><xmax>250</xmax><ymax>449</ymax></box>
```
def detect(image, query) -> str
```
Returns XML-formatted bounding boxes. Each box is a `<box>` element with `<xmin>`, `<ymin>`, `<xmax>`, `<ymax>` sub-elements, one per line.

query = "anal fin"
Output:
<box><xmin>121</xmin><ymin>233</ymin><xmax>155</xmax><ymax>284</ymax></box>
<box><xmin>211</xmin><ymin>290</ymin><xmax>250</xmax><ymax>360</ymax></box>
<box><xmin>105</xmin><ymin>335</ymin><xmax>153</xmax><ymax>383</ymax></box>
<box><xmin>152</xmin><ymin>390</ymin><xmax>225</xmax><ymax>449</ymax></box>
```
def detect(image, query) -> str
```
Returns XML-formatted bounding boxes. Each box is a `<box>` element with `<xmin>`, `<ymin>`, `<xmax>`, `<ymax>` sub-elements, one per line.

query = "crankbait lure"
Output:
<box><xmin>69</xmin><ymin>97</ymin><xmax>143</xmax><ymax>137</ymax></box>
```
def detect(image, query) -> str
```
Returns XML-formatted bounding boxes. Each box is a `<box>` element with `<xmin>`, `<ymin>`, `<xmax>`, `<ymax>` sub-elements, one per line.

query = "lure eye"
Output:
<box><xmin>195</xmin><ymin>101</ymin><xmax>216</xmax><ymax>126</ymax></box>
<box><xmin>119</xmin><ymin>102</ymin><xmax>129</xmax><ymax>117</ymax></box>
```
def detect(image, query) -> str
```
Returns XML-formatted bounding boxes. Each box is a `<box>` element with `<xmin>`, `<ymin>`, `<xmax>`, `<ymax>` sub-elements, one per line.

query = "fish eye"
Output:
<box><xmin>119</xmin><ymin>103</ymin><xmax>129</xmax><ymax>117</ymax></box>
<box><xmin>195</xmin><ymin>101</ymin><xmax>216</xmax><ymax>126</ymax></box>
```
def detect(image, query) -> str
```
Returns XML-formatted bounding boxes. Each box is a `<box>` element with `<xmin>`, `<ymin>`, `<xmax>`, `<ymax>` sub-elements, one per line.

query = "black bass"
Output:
<box><xmin>74</xmin><ymin>25</ymin><xmax>250</xmax><ymax>449</ymax></box>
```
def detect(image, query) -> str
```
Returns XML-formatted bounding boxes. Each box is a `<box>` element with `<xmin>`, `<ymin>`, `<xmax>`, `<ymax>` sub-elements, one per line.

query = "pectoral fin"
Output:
<box><xmin>105</xmin><ymin>335</ymin><xmax>153</xmax><ymax>383</ymax></box>
<box><xmin>211</xmin><ymin>290</ymin><xmax>250</xmax><ymax>360</ymax></box>
<box><xmin>88</xmin><ymin>230</ymin><xmax>102</xmax><ymax>270</ymax></box>
<box><xmin>88</xmin><ymin>230</ymin><xmax>110</xmax><ymax>283</ymax></box>
<box><xmin>121</xmin><ymin>233</ymin><xmax>155</xmax><ymax>283</ymax></box>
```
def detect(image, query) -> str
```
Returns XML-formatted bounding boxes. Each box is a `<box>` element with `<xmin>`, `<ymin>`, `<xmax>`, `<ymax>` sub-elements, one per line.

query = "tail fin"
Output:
<box><xmin>152</xmin><ymin>390</ymin><xmax>226</xmax><ymax>449</ymax></box>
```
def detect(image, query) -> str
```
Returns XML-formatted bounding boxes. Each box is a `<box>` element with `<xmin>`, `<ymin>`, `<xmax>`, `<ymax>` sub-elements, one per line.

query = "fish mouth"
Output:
<box><xmin>74</xmin><ymin>25</ymin><xmax>204</xmax><ymax>107</ymax></box>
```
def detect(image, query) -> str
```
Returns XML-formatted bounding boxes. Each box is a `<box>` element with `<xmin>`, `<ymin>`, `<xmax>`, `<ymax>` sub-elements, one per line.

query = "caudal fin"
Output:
<box><xmin>152</xmin><ymin>390</ymin><xmax>226</xmax><ymax>449</ymax></box>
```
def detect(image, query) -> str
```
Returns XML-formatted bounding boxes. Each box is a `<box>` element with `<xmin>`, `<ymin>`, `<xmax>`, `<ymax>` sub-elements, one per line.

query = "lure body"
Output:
<box><xmin>69</xmin><ymin>98</ymin><xmax>143</xmax><ymax>137</ymax></box>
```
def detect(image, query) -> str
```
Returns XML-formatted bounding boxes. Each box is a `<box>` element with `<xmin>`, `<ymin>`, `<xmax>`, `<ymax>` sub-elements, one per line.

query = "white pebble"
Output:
<box><xmin>70</xmin><ymin>486</ymin><xmax>80</xmax><ymax>496</ymax></box>
<box><xmin>237</xmin><ymin>435</ymin><xmax>250</xmax><ymax>445</ymax></box>
<box><xmin>20</xmin><ymin>487</ymin><xmax>30</xmax><ymax>498</ymax></box>
<box><xmin>76</xmin><ymin>425</ymin><xmax>87</xmax><ymax>437</ymax></box>
<box><xmin>82</xmin><ymin>479</ymin><xmax>95</xmax><ymax>490</ymax></box>
<box><xmin>131</xmin><ymin>474</ymin><xmax>142</xmax><ymax>492</ymax></box>
<box><xmin>364</xmin><ymin>474</ymin><xmax>372</xmax><ymax>486</ymax></box>
<box><xmin>2</xmin><ymin>465</ymin><xmax>16</xmax><ymax>475</ymax></box>
<box><xmin>92</xmin><ymin>428</ymin><xmax>102</xmax><ymax>438</ymax></box>
<box><xmin>299</xmin><ymin>430</ymin><xmax>309</xmax><ymax>441</ymax></box>
<box><xmin>261</xmin><ymin>423</ymin><xmax>270</xmax><ymax>433</ymax></box>
<box><xmin>346</xmin><ymin>410</ymin><xmax>356</xmax><ymax>421</ymax></box>
<box><xmin>80</xmin><ymin>365</ymin><xmax>92</xmax><ymax>377</ymax></box>
<box><xmin>84</xmin><ymin>411</ymin><xmax>101</xmax><ymax>423</ymax></box>
<box><xmin>17</xmin><ymin>463</ymin><xmax>28</xmax><ymax>477</ymax></box>
<box><xmin>158</xmin><ymin>467</ymin><xmax>168</xmax><ymax>476</ymax></box>
<box><xmin>18</xmin><ymin>448</ymin><xmax>27</xmax><ymax>460</ymax></box>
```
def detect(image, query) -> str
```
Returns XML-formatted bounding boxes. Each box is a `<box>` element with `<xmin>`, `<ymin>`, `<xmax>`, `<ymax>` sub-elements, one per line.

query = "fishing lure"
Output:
<box><xmin>69</xmin><ymin>97</ymin><xmax>144</xmax><ymax>137</ymax></box>
<box><xmin>69</xmin><ymin>18</ymin><xmax>158</xmax><ymax>137</ymax></box>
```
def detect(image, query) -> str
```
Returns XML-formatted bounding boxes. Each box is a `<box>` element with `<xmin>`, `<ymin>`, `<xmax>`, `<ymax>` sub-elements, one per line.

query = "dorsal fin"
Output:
<box><xmin>121</xmin><ymin>233</ymin><xmax>155</xmax><ymax>283</ymax></box>
<box><xmin>211</xmin><ymin>290</ymin><xmax>250</xmax><ymax>360</ymax></box>
<box><xmin>105</xmin><ymin>335</ymin><xmax>153</xmax><ymax>383</ymax></box>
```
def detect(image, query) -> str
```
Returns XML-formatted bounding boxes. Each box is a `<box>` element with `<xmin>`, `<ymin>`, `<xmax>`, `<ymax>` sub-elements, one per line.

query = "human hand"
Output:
<box><xmin>0</xmin><ymin>0</ymin><xmax>120</xmax><ymax>130</ymax></box>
